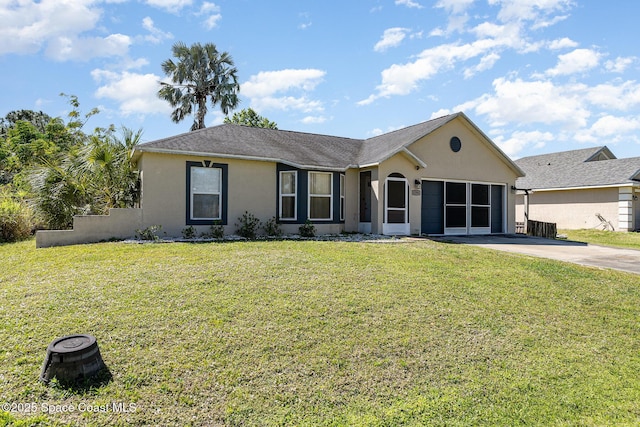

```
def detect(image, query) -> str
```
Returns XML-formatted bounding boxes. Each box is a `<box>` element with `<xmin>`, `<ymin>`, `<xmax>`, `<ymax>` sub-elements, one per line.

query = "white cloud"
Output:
<box><xmin>469</xmin><ymin>77</ymin><xmax>591</xmax><ymax>129</ymax></box>
<box><xmin>243</xmin><ymin>69</ymin><xmax>325</xmax><ymax>97</ymax></box>
<box><xmin>142</xmin><ymin>17</ymin><xmax>173</xmax><ymax>44</ymax></box>
<box><xmin>463</xmin><ymin>52</ymin><xmax>500</xmax><ymax>78</ymax></box>
<box><xmin>575</xmin><ymin>115</ymin><xmax>640</xmax><ymax>144</ymax></box>
<box><xmin>489</xmin><ymin>0</ymin><xmax>574</xmax><ymax>24</ymax></box>
<box><xmin>242</xmin><ymin>69</ymin><xmax>326</xmax><ymax>113</ymax></box>
<box><xmin>92</xmin><ymin>69</ymin><xmax>170</xmax><ymax>116</ymax></box>
<box><xmin>0</xmin><ymin>0</ymin><xmax>101</xmax><ymax>56</ymax></box>
<box><xmin>434</xmin><ymin>0</ymin><xmax>474</xmax><ymax>34</ymax></box>
<box><xmin>199</xmin><ymin>2</ymin><xmax>222</xmax><ymax>29</ymax></box>
<box><xmin>548</xmin><ymin>37</ymin><xmax>578</xmax><ymax>50</ymax></box>
<box><xmin>374</xmin><ymin>28</ymin><xmax>410</xmax><ymax>52</ymax></box>
<box><xmin>491</xmin><ymin>130</ymin><xmax>553</xmax><ymax>158</ymax></box>
<box><xmin>359</xmin><ymin>41</ymin><xmax>492</xmax><ymax>104</ymax></box>
<box><xmin>605</xmin><ymin>57</ymin><xmax>635</xmax><ymax>73</ymax></box>
<box><xmin>374</xmin><ymin>0</ymin><xmax>577</xmax><ymax>101</ymax></box>
<box><xmin>583</xmin><ymin>81</ymin><xmax>640</xmax><ymax>111</ymax></box>
<box><xmin>301</xmin><ymin>115</ymin><xmax>327</xmax><ymax>124</ymax></box>
<box><xmin>46</xmin><ymin>33</ymin><xmax>131</xmax><ymax>61</ymax></box>
<box><xmin>545</xmin><ymin>48</ymin><xmax>601</xmax><ymax>77</ymax></box>
<box><xmin>395</xmin><ymin>0</ymin><xmax>423</xmax><ymax>9</ymax></box>
<box><xmin>145</xmin><ymin>0</ymin><xmax>192</xmax><ymax>13</ymax></box>
<box><xmin>435</xmin><ymin>0</ymin><xmax>474</xmax><ymax>14</ymax></box>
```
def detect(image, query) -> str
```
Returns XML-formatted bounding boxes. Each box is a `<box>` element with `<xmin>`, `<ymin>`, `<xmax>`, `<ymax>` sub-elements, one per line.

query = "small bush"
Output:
<box><xmin>263</xmin><ymin>217</ymin><xmax>282</xmax><ymax>237</ymax></box>
<box><xmin>236</xmin><ymin>211</ymin><xmax>261</xmax><ymax>239</ymax></box>
<box><xmin>201</xmin><ymin>221</ymin><xmax>224</xmax><ymax>239</ymax></box>
<box><xmin>182</xmin><ymin>225</ymin><xmax>196</xmax><ymax>239</ymax></box>
<box><xmin>0</xmin><ymin>196</ymin><xmax>33</xmax><ymax>242</ymax></box>
<box><xmin>136</xmin><ymin>225</ymin><xmax>162</xmax><ymax>241</ymax></box>
<box><xmin>299</xmin><ymin>219</ymin><xmax>315</xmax><ymax>238</ymax></box>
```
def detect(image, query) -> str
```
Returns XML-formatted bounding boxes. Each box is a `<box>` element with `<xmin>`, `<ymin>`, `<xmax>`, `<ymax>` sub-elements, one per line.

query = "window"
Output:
<box><xmin>279</xmin><ymin>171</ymin><xmax>297</xmax><ymax>220</ymax></box>
<box><xmin>190</xmin><ymin>166</ymin><xmax>222</xmax><ymax>220</ymax></box>
<box><xmin>340</xmin><ymin>174</ymin><xmax>345</xmax><ymax>221</ymax></box>
<box><xmin>445</xmin><ymin>182</ymin><xmax>466</xmax><ymax>228</ymax></box>
<box><xmin>471</xmin><ymin>183</ymin><xmax>490</xmax><ymax>228</ymax></box>
<box><xmin>309</xmin><ymin>172</ymin><xmax>332</xmax><ymax>220</ymax></box>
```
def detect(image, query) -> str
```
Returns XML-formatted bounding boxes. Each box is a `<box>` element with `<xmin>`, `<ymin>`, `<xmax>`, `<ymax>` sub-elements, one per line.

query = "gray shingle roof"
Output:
<box><xmin>134</xmin><ymin>112</ymin><xmax>522</xmax><ymax>174</ymax></box>
<box><xmin>357</xmin><ymin>114</ymin><xmax>457</xmax><ymax>166</ymax></box>
<box><xmin>515</xmin><ymin>146</ymin><xmax>640</xmax><ymax>190</ymax></box>
<box><xmin>134</xmin><ymin>124</ymin><xmax>362</xmax><ymax>170</ymax></box>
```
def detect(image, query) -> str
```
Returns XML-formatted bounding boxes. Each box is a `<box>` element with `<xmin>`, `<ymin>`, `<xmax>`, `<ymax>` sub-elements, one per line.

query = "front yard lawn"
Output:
<box><xmin>1</xmin><ymin>238</ymin><xmax>639</xmax><ymax>426</ymax></box>
<box><xmin>560</xmin><ymin>228</ymin><xmax>640</xmax><ymax>250</ymax></box>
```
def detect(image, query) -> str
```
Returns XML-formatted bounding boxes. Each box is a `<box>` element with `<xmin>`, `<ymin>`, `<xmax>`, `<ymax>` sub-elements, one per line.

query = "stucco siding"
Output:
<box><xmin>36</xmin><ymin>208</ymin><xmax>143</xmax><ymax>248</ymax></box>
<box><xmin>516</xmin><ymin>187</ymin><xmax>619</xmax><ymax>230</ymax></box>
<box><xmin>140</xmin><ymin>152</ymin><xmax>277</xmax><ymax>237</ymax></box>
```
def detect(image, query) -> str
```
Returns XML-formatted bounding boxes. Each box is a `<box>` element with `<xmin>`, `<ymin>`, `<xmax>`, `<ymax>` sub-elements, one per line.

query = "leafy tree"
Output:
<box><xmin>82</xmin><ymin>127</ymin><xmax>142</xmax><ymax>212</ymax></box>
<box><xmin>30</xmin><ymin>126</ymin><xmax>142</xmax><ymax>229</ymax></box>
<box><xmin>224</xmin><ymin>108</ymin><xmax>278</xmax><ymax>129</ymax></box>
<box><xmin>29</xmin><ymin>156</ymin><xmax>90</xmax><ymax>229</ymax></box>
<box><xmin>5</xmin><ymin>121</ymin><xmax>58</xmax><ymax>168</ymax></box>
<box><xmin>0</xmin><ymin>110</ymin><xmax>52</xmax><ymax>138</ymax></box>
<box><xmin>158</xmin><ymin>41</ymin><xmax>240</xmax><ymax>131</ymax></box>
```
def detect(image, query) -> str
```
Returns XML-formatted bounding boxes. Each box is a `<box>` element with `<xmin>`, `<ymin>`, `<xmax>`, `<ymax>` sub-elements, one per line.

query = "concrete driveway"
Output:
<box><xmin>433</xmin><ymin>234</ymin><xmax>640</xmax><ymax>275</ymax></box>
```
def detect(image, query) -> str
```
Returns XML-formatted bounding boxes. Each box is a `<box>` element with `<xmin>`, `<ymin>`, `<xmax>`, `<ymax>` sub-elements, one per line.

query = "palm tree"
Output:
<box><xmin>158</xmin><ymin>42</ymin><xmax>240</xmax><ymax>131</ymax></box>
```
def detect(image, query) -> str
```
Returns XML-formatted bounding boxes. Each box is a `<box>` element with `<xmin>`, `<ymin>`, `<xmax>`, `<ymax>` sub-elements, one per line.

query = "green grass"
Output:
<box><xmin>1</xmin><ymin>238</ymin><xmax>639</xmax><ymax>426</ymax></box>
<box><xmin>560</xmin><ymin>228</ymin><xmax>640</xmax><ymax>250</ymax></box>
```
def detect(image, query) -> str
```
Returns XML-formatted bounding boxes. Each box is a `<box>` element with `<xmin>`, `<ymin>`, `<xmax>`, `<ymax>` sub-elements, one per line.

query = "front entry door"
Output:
<box><xmin>421</xmin><ymin>180</ymin><xmax>444</xmax><ymax>234</ymax></box>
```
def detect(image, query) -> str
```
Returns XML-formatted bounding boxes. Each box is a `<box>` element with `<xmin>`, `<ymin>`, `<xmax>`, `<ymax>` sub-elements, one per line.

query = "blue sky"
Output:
<box><xmin>1</xmin><ymin>0</ymin><xmax>639</xmax><ymax>159</ymax></box>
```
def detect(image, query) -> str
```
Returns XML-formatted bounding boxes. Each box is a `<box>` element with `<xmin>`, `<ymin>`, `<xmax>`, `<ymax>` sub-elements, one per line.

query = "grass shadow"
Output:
<box><xmin>47</xmin><ymin>366</ymin><xmax>113</xmax><ymax>395</ymax></box>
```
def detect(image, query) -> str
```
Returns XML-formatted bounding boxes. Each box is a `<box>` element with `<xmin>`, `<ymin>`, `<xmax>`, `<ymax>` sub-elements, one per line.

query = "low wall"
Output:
<box><xmin>36</xmin><ymin>208</ymin><xmax>143</xmax><ymax>248</ymax></box>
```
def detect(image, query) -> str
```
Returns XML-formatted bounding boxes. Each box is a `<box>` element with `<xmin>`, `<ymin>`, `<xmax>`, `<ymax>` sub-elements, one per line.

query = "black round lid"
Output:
<box><xmin>48</xmin><ymin>334</ymin><xmax>97</xmax><ymax>353</ymax></box>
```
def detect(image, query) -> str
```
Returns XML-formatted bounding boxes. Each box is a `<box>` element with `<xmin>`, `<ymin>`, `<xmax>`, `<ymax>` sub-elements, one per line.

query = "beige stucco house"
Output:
<box><xmin>36</xmin><ymin>112</ymin><xmax>524</xmax><ymax>247</ymax></box>
<box><xmin>515</xmin><ymin>146</ymin><xmax>640</xmax><ymax>231</ymax></box>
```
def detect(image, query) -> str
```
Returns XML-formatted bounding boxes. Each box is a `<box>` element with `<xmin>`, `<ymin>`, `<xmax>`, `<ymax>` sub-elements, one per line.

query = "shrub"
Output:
<box><xmin>263</xmin><ymin>217</ymin><xmax>282</xmax><ymax>237</ymax></box>
<box><xmin>235</xmin><ymin>211</ymin><xmax>261</xmax><ymax>239</ymax></box>
<box><xmin>201</xmin><ymin>221</ymin><xmax>224</xmax><ymax>239</ymax></box>
<box><xmin>182</xmin><ymin>225</ymin><xmax>196</xmax><ymax>239</ymax></box>
<box><xmin>0</xmin><ymin>196</ymin><xmax>33</xmax><ymax>242</ymax></box>
<box><xmin>299</xmin><ymin>219</ymin><xmax>315</xmax><ymax>238</ymax></box>
<box><xmin>136</xmin><ymin>225</ymin><xmax>162</xmax><ymax>241</ymax></box>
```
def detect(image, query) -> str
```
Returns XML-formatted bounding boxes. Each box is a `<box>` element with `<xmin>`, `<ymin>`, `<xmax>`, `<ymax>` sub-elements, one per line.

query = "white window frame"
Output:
<box><xmin>279</xmin><ymin>170</ymin><xmax>297</xmax><ymax>221</ymax></box>
<box><xmin>190</xmin><ymin>166</ymin><xmax>222</xmax><ymax>221</ymax></box>
<box><xmin>340</xmin><ymin>174</ymin><xmax>345</xmax><ymax>221</ymax></box>
<box><xmin>308</xmin><ymin>171</ymin><xmax>333</xmax><ymax>221</ymax></box>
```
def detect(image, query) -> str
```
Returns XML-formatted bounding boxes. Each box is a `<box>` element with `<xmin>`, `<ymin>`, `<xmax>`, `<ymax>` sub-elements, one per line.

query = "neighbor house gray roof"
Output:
<box><xmin>515</xmin><ymin>146</ymin><xmax>640</xmax><ymax>190</ymax></box>
<box><xmin>134</xmin><ymin>112</ymin><xmax>523</xmax><ymax>174</ymax></box>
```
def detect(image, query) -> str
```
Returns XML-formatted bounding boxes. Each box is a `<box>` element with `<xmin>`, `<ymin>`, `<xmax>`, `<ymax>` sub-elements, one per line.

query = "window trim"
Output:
<box><xmin>279</xmin><ymin>170</ymin><xmax>298</xmax><ymax>221</ymax></box>
<box><xmin>185</xmin><ymin>161</ymin><xmax>228</xmax><ymax>225</ymax></box>
<box><xmin>308</xmin><ymin>171</ymin><xmax>333</xmax><ymax>221</ymax></box>
<box><xmin>190</xmin><ymin>167</ymin><xmax>222</xmax><ymax>221</ymax></box>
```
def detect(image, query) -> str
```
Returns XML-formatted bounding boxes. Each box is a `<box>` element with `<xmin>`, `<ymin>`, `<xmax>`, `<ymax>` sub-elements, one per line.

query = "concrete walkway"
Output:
<box><xmin>433</xmin><ymin>234</ymin><xmax>640</xmax><ymax>275</ymax></box>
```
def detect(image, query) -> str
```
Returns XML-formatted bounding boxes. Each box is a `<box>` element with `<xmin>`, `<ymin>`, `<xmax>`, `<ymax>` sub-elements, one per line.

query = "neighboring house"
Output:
<box><xmin>36</xmin><ymin>112</ymin><xmax>524</xmax><ymax>247</ymax></box>
<box><xmin>515</xmin><ymin>146</ymin><xmax>640</xmax><ymax>231</ymax></box>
